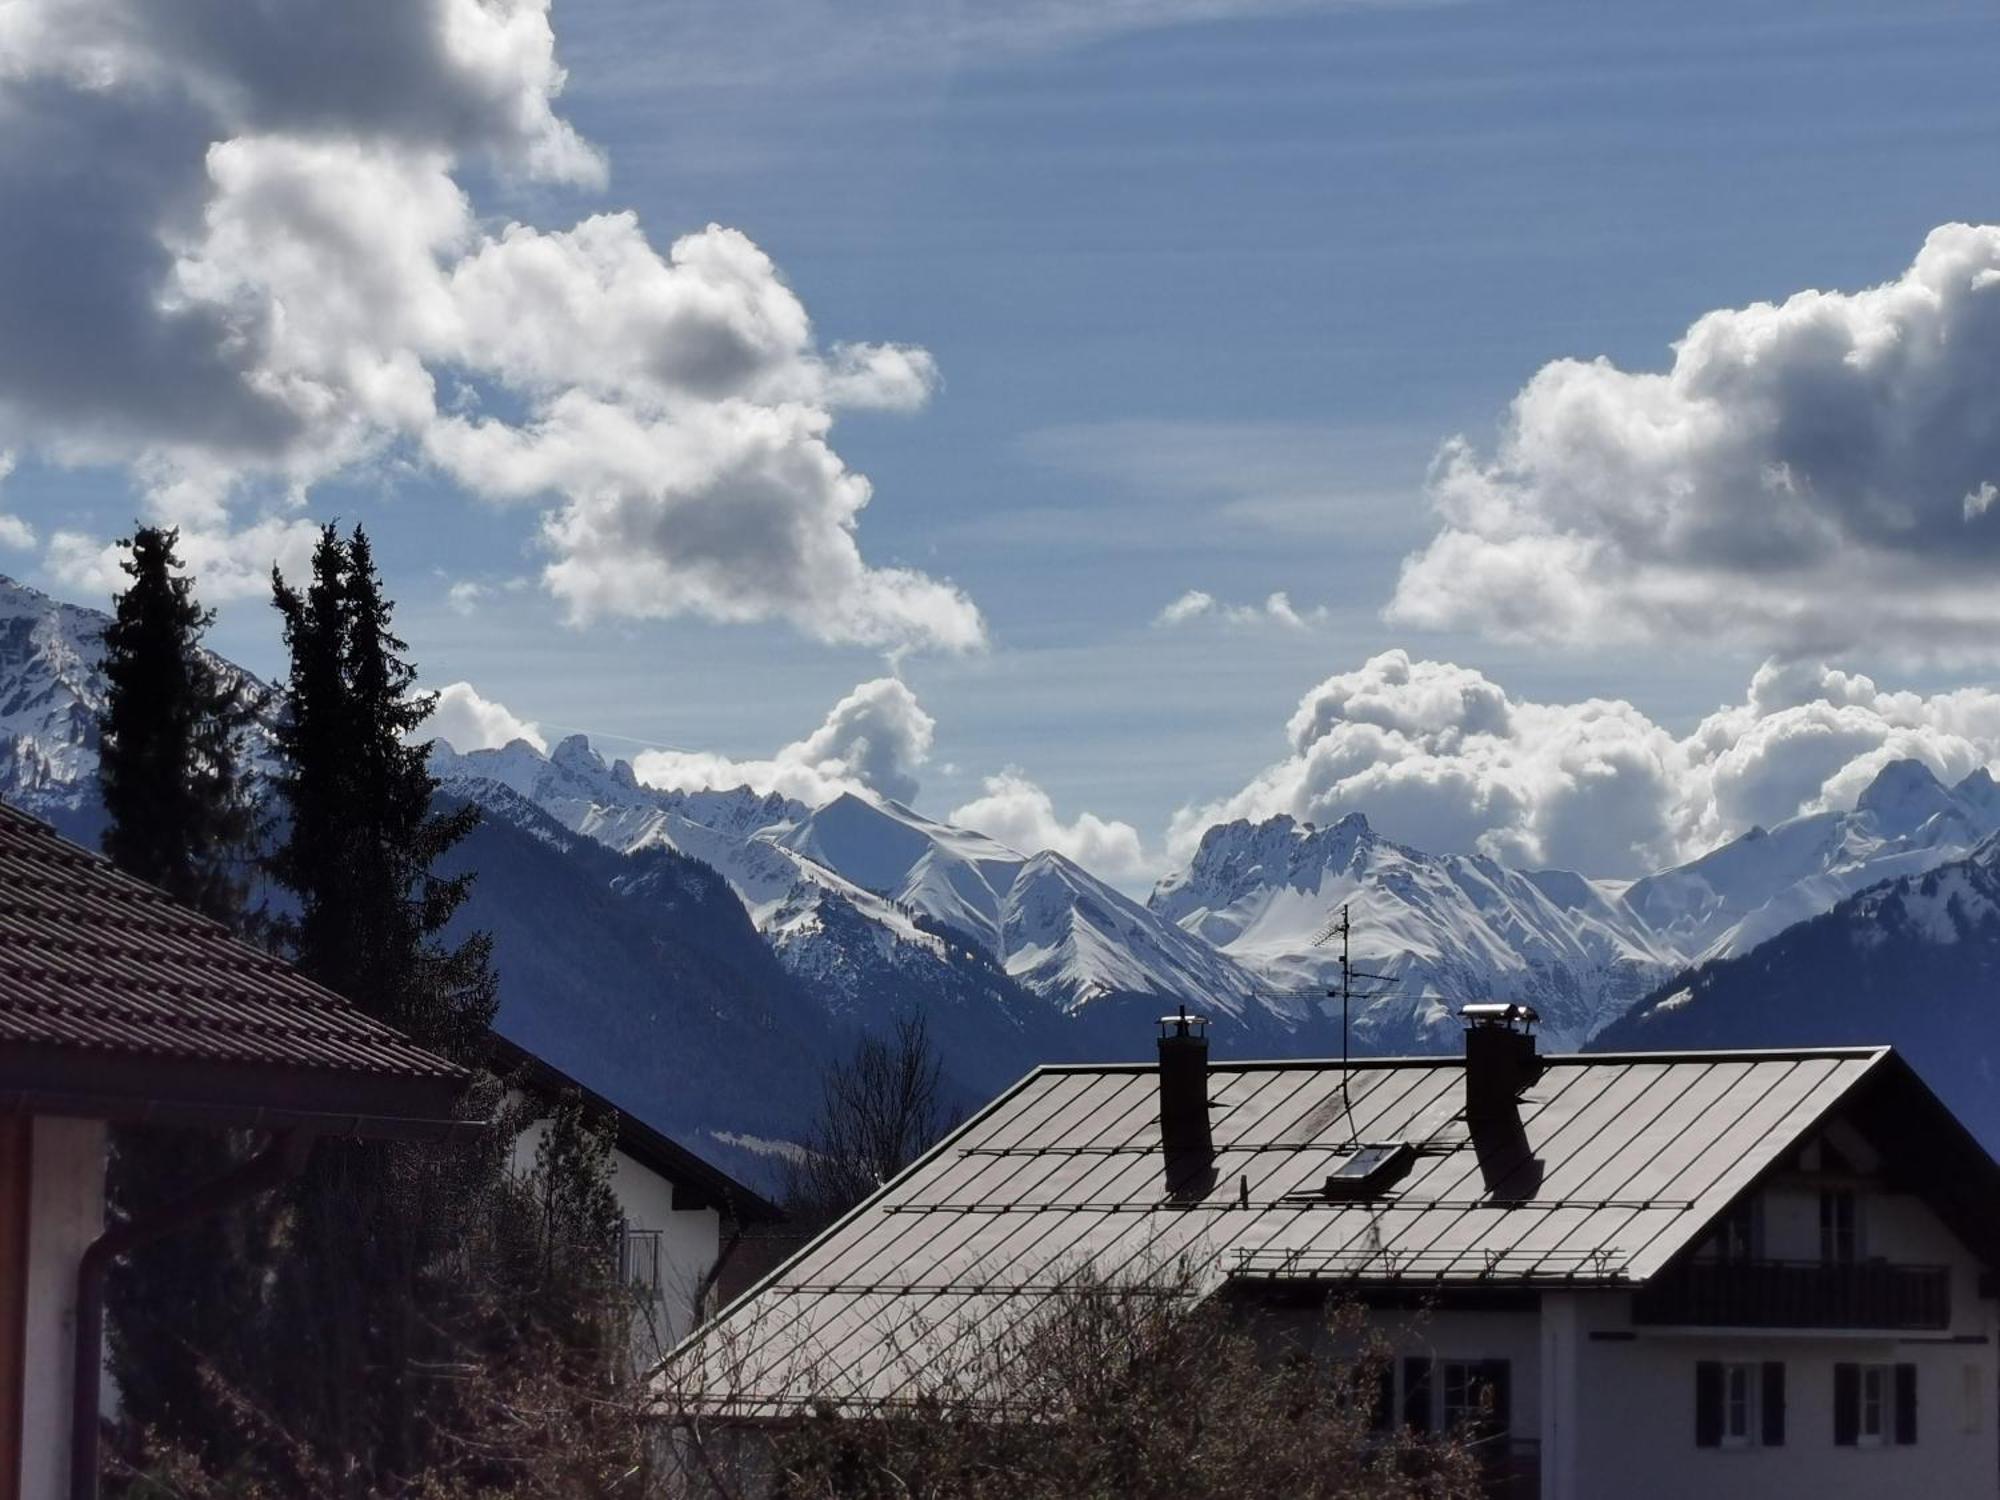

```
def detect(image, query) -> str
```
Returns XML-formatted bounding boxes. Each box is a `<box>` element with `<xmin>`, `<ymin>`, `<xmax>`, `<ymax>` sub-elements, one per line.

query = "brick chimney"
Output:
<box><xmin>1157</xmin><ymin>1007</ymin><xmax>1212</xmax><ymax>1160</ymax></box>
<box><xmin>1461</xmin><ymin>1002</ymin><xmax>1543</xmax><ymax>1126</ymax></box>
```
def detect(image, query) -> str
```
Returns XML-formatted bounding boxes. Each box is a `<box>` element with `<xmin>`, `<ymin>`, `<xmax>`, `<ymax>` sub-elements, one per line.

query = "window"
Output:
<box><xmin>1697</xmin><ymin>1361</ymin><xmax>1785</xmax><ymax>1448</ymax></box>
<box><xmin>620</xmin><ymin>1227</ymin><xmax>662</xmax><ymax>1293</ymax></box>
<box><xmin>1722</xmin><ymin>1364</ymin><xmax>1754</xmax><ymax>1448</ymax></box>
<box><xmin>1835</xmin><ymin>1361</ymin><xmax>1917</xmax><ymax>1448</ymax></box>
<box><xmin>1323</xmin><ymin>1142</ymin><xmax>1416</xmax><ymax>1199</ymax></box>
<box><xmin>1403</xmin><ymin>1358</ymin><xmax>1510</xmax><ymax>1444</ymax></box>
<box><xmin>1820</xmin><ymin>1189</ymin><xmax>1858</xmax><ymax>1264</ymax></box>
<box><xmin>1858</xmin><ymin>1364</ymin><xmax>1887</xmax><ymax>1447</ymax></box>
<box><xmin>1706</xmin><ymin>1199</ymin><xmax>1757</xmax><ymax>1262</ymax></box>
<box><xmin>1440</xmin><ymin>1359</ymin><xmax>1510</xmax><ymax>1443</ymax></box>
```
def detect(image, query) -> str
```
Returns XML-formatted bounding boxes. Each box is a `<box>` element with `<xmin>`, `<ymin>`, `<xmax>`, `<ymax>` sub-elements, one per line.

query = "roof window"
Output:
<box><xmin>1322</xmin><ymin>1142</ymin><xmax>1416</xmax><ymax>1200</ymax></box>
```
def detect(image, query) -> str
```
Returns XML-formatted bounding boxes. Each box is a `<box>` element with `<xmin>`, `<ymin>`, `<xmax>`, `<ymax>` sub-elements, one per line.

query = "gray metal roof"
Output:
<box><xmin>671</xmin><ymin>1045</ymin><xmax>1890</xmax><ymax>1412</ymax></box>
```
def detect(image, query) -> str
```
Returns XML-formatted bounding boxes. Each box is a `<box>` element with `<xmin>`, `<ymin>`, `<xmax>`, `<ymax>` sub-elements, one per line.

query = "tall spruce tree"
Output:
<box><xmin>98</xmin><ymin>526</ymin><xmax>260</xmax><ymax>914</ymax></box>
<box><xmin>95</xmin><ymin>527</ymin><xmax>267</xmax><ymax>1461</ymax></box>
<box><xmin>257</xmin><ymin>524</ymin><xmax>506</xmax><ymax>1489</ymax></box>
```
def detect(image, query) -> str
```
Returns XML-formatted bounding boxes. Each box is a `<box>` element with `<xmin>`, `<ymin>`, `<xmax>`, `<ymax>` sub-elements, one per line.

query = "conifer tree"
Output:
<box><xmin>258</xmin><ymin>524</ymin><xmax>505</xmax><ymax>1488</ymax></box>
<box><xmin>98</xmin><ymin>525</ymin><xmax>260</xmax><ymax>915</ymax></box>
<box><xmin>95</xmin><ymin>527</ymin><xmax>267</xmax><ymax>1461</ymax></box>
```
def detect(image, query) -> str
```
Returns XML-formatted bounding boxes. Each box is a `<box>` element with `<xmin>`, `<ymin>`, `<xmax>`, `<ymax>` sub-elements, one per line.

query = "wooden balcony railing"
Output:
<box><xmin>1633</xmin><ymin>1260</ymin><xmax>1950</xmax><ymax>1330</ymax></box>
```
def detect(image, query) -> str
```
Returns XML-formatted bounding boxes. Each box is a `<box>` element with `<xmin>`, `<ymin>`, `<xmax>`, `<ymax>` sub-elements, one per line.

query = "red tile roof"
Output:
<box><xmin>0</xmin><ymin>799</ymin><xmax>471</xmax><ymax>1133</ymax></box>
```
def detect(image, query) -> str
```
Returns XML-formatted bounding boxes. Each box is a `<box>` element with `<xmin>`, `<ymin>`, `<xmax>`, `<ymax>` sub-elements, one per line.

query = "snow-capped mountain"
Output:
<box><xmin>1599</xmin><ymin>833</ymin><xmax>2000</xmax><ymax>1150</ymax></box>
<box><xmin>7</xmin><ymin>564</ymin><xmax>2000</xmax><ymax>1083</ymax></box>
<box><xmin>1620</xmin><ymin>760</ymin><xmax>2000</xmax><ymax>961</ymax></box>
<box><xmin>433</xmin><ymin>736</ymin><xmax>1272</xmax><ymax>1022</ymax></box>
<box><xmin>0</xmin><ymin>577</ymin><xmax>116</xmax><ymax>841</ymax></box>
<box><xmin>1149</xmin><ymin>812</ymin><xmax>1679</xmax><ymax>1050</ymax></box>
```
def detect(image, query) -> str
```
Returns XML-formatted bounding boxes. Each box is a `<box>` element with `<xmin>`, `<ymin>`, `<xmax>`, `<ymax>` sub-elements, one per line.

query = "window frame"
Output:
<box><xmin>1720</xmin><ymin>1362</ymin><xmax>1755</xmax><ymax>1450</ymax></box>
<box><xmin>619</xmin><ymin>1225</ymin><xmax>664</xmax><ymax>1294</ymax></box>
<box><xmin>1819</xmin><ymin>1188</ymin><xmax>1859</xmax><ymax>1265</ymax></box>
<box><xmin>1438</xmin><ymin>1358</ymin><xmax>1509</xmax><ymax>1442</ymax></box>
<box><xmin>1857</xmin><ymin>1363</ymin><xmax>1888</xmax><ymax>1449</ymax></box>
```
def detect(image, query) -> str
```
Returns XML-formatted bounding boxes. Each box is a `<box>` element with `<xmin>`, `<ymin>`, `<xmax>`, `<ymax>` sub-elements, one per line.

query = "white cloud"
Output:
<box><xmin>46</xmin><ymin>515</ymin><xmax>319</xmax><ymax>602</ymax></box>
<box><xmin>1390</xmin><ymin>224</ymin><xmax>2000</xmax><ymax>658</ymax></box>
<box><xmin>632</xmin><ymin>676</ymin><xmax>935</xmax><ymax>805</ymax></box>
<box><xmin>1154</xmin><ymin>588</ymin><xmax>1327</xmax><ymax>629</ymax></box>
<box><xmin>949</xmin><ymin>770</ymin><xmax>1154</xmax><ymax>883</ymax></box>
<box><xmin>428</xmin><ymin>680</ymin><xmax>547</xmax><ymax>754</ymax></box>
<box><xmin>0</xmin><ymin>0</ymin><xmax>981</xmax><ymax>653</ymax></box>
<box><xmin>1173</xmin><ymin>648</ymin><xmax>2000</xmax><ymax>877</ymax></box>
<box><xmin>446</xmin><ymin>580</ymin><xmax>487</xmax><ymax>615</ymax></box>
<box><xmin>0</xmin><ymin>452</ymin><xmax>24</xmax><ymax>548</ymax></box>
<box><xmin>573</xmin><ymin>0</ymin><xmax>1396</xmax><ymax>93</ymax></box>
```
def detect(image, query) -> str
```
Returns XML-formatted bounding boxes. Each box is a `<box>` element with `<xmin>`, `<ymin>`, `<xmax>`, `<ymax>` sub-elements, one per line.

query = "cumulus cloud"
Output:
<box><xmin>428</xmin><ymin>680</ymin><xmax>547</xmax><ymax>754</ymax></box>
<box><xmin>446</xmin><ymin>580</ymin><xmax>487</xmax><ymax>616</ymax></box>
<box><xmin>1390</xmin><ymin>224</ymin><xmax>2000</xmax><ymax>658</ymax></box>
<box><xmin>949</xmin><ymin>771</ymin><xmax>1153</xmax><ymax>883</ymax></box>
<box><xmin>0</xmin><ymin>0</ymin><xmax>982</xmax><ymax>651</ymax></box>
<box><xmin>632</xmin><ymin>677</ymin><xmax>935</xmax><ymax>806</ymax></box>
<box><xmin>46</xmin><ymin>515</ymin><xmax>319</xmax><ymax>601</ymax></box>
<box><xmin>1173</xmin><ymin>648</ymin><xmax>2000</xmax><ymax>877</ymax></box>
<box><xmin>1154</xmin><ymin>589</ymin><xmax>1327</xmax><ymax>629</ymax></box>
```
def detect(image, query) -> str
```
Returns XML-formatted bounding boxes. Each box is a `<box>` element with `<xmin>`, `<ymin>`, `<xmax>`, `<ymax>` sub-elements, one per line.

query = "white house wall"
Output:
<box><xmin>606</xmin><ymin>1146</ymin><xmax>720</xmax><ymax>1359</ymax></box>
<box><xmin>508</xmin><ymin>1113</ymin><xmax>722</xmax><ymax>1361</ymax></box>
<box><xmin>1553</xmin><ymin>1174</ymin><xmax>2000</xmax><ymax>1500</ymax></box>
<box><xmin>18</xmin><ymin>1115</ymin><xmax>105</xmax><ymax>1500</ymax></box>
<box><xmin>1565</xmin><ymin>1308</ymin><xmax>1998</xmax><ymax>1499</ymax></box>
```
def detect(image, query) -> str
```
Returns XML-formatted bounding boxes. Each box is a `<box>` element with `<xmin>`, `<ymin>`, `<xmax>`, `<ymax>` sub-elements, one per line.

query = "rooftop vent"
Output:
<box><xmin>1462</xmin><ymin>1001</ymin><xmax>1543</xmax><ymax>1127</ymax></box>
<box><xmin>1157</xmin><ymin>1007</ymin><xmax>1212</xmax><ymax>1162</ymax></box>
<box><xmin>1322</xmin><ymin>1141</ymin><xmax>1416</xmax><ymax>1200</ymax></box>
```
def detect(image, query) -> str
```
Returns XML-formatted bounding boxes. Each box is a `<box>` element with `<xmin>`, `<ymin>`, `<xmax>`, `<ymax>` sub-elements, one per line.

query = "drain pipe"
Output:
<box><xmin>70</xmin><ymin>1129</ymin><xmax>316</xmax><ymax>1500</ymax></box>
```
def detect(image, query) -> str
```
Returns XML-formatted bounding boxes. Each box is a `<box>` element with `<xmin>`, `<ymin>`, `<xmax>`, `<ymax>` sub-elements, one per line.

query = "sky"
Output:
<box><xmin>5</xmin><ymin>0</ymin><xmax>2000</xmax><ymax>890</ymax></box>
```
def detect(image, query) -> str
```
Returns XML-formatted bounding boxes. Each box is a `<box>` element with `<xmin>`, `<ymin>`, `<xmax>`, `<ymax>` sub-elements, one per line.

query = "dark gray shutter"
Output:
<box><xmin>1760</xmin><ymin>1361</ymin><xmax>1786</xmax><ymax>1446</ymax></box>
<box><xmin>1895</xmin><ymin>1363</ymin><xmax>1918</xmax><ymax>1446</ymax></box>
<box><xmin>1403</xmin><ymin>1357</ymin><xmax>1432</xmax><ymax>1431</ymax></box>
<box><xmin>1834</xmin><ymin>1362</ymin><xmax>1859</xmax><ymax>1446</ymax></box>
<box><xmin>1372</xmin><ymin>1363</ymin><xmax>1394</xmax><ymax>1432</ymax></box>
<box><xmin>1695</xmin><ymin>1360</ymin><xmax>1722</xmax><ymax>1448</ymax></box>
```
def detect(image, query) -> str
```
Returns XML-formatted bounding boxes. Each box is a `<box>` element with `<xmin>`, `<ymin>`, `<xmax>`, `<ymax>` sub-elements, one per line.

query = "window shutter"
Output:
<box><xmin>1895</xmin><ymin>1363</ymin><xmax>1918</xmax><ymax>1446</ymax></box>
<box><xmin>1761</xmin><ymin>1361</ymin><xmax>1786</xmax><ymax>1447</ymax></box>
<box><xmin>1695</xmin><ymin>1360</ymin><xmax>1722</xmax><ymax>1448</ymax></box>
<box><xmin>1834</xmin><ymin>1362</ymin><xmax>1860</xmax><ymax>1446</ymax></box>
<box><xmin>1403</xmin><ymin>1357</ymin><xmax>1432</xmax><ymax>1432</ymax></box>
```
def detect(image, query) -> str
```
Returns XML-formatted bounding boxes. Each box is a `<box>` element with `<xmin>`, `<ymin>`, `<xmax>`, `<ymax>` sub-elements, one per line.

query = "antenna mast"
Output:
<box><xmin>1312</xmin><ymin>902</ymin><xmax>1393</xmax><ymax>1140</ymax></box>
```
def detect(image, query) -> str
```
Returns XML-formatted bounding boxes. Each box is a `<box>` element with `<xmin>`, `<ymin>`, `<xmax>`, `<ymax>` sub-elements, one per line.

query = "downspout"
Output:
<box><xmin>69</xmin><ymin>1129</ymin><xmax>316</xmax><ymax>1500</ymax></box>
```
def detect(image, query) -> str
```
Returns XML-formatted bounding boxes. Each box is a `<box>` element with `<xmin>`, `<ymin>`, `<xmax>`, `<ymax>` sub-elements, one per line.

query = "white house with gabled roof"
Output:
<box><xmin>492</xmin><ymin>1036</ymin><xmax>784</xmax><ymax>1366</ymax></box>
<box><xmin>674</xmin><ymin>1003</ymin><xmax>2000</xmax><ymax>1498</ymax></box>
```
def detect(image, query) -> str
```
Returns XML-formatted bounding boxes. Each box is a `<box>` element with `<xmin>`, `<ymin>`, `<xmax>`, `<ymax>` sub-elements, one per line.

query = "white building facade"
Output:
<box><xmin>496</xmin><ymin>1038</ymin><xmax>783</xmax><ymax>1367</ymax></box>
<box><xmin>684</xmin><ymin>1007</ymin><xmax>2000</xmax><ymax>1500</ymax></box>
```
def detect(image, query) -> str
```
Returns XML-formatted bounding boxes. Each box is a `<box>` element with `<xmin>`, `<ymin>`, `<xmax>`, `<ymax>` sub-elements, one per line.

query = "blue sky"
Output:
<box><xmin>6</xmin><ymin>0</ymin><xmax>2000</xmax><ymax>887</ymax></box>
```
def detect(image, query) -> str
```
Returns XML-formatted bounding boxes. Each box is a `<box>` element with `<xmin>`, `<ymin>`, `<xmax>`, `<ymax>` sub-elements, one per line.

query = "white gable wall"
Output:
<box><xmin>1564</xmin><ymin>1308</ymin><xmax>1997</xmax><ymax>1499</ymax></box>
<box><xmin>1558</xmin><ymin>1170</ymin><xmax>2000</xmax><ymax>1499</ymax></box>
<box><xmin>508</xmin><ymin>1113</ymin><xmax>723</xmax><ymax>1364</ymax></box>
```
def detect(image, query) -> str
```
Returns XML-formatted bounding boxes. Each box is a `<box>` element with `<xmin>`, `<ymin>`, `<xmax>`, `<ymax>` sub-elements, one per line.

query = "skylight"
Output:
<box><xmin>1322</xmin><ymin>1142</ymin><xmax>1416</xmax><ymax>1199</ymax></box>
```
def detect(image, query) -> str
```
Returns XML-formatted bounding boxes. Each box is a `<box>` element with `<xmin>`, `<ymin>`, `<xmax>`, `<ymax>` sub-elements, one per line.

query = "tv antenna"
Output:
<box><xmin>1311</xmin><ymin>903</ymin><xmax>1394</xmax><ymax>1135</ymax></box>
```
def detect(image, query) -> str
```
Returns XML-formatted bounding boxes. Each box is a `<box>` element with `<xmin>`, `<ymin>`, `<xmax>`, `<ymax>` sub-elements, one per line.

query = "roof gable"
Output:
<box><xmin>490</xmin><ymin>1035</ymin><xmax>782</xmax><ymax>1223</ymax></box>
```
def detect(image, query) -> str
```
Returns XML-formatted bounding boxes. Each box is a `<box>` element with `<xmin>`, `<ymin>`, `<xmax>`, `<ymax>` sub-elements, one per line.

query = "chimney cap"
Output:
<box><xmin>1460</xmin><ymin>1001</ymin><xmax>1539</xmax><ymax>1029</ymax></box>
<box><xmin>1157</xmin><ymin>1005</ymin><xmax>1208</xmax><ymax>1041</ymax></box>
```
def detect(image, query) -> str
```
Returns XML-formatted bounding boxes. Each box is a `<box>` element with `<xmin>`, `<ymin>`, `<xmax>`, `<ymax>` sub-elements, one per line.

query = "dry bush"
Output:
<box><xmin>661</xmin><ymin>1263</ymin><xmax>1484</xmax><ymax>1500</ymax></box>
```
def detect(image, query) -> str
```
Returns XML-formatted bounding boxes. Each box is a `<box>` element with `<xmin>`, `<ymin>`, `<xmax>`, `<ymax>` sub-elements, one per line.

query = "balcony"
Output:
<box><xmin>1633</xmin><ymin>1259</ymin><xmax>1950</xmax><ymax>1330</ymax></box>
